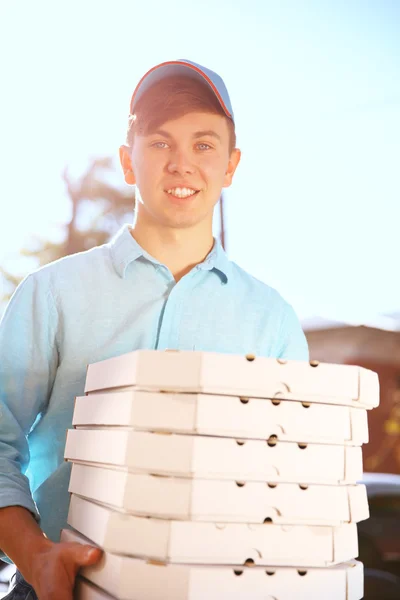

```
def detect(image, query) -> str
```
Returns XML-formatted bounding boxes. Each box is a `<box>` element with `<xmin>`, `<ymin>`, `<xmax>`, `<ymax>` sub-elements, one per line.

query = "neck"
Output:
<box><xmin>130</xmin><ymin>218</ymin><xmax>215</xmax><ymax>283</ymax></box>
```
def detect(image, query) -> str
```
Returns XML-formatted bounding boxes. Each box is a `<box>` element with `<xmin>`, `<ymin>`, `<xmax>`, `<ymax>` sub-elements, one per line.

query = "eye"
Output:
<box><xmin>151</xmin><ymin>141</ymin><xmax>169</xmax><ymax>149</ymax></box>
<box><xmin>197</xmin><ymin>143</ymin><xmax>212</xmax><ymax>151</ymax></box>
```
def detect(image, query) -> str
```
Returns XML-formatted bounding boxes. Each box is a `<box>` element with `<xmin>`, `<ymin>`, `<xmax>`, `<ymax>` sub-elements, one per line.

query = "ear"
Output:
<box><xmin>119</xmin><ymin>145</ymin><xmax>136</xmax><ymax>185</ymax></box>
<box><xmin>223</xmin><ymin>148</ymin><xmax>241</xmax><ymax>188</ymax></box>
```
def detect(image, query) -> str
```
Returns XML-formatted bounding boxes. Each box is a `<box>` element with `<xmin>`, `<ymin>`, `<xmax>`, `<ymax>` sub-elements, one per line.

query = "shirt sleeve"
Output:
<box><xmin>0</xmin><ymin>273</ymin><xmax>59</xmax><ymax>536</ymax></box>
<box><xmin>278</xmin><ymin>303</ymin><xmax>309</xmax><ymax>361</ymax></box>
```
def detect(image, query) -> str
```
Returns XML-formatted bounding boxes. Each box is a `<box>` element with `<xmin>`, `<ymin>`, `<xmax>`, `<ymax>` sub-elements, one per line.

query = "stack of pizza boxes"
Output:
<box><xmin>63</xmin><ymin>350</ymin><xmax>379</xmax><ymax>600</ymax></box>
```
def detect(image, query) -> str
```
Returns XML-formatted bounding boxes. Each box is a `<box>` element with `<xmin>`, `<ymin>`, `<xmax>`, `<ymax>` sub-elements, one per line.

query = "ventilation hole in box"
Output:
<box><xmin>236</xmin><ymin>440</ymin><xmax>246</xmax><ymax>446</ymax></box>
<box><xmin>298</xmin><ymin>570</ymin><xmax>308</xmax><ymax>576</ymax></box>
<box><xmin>263</xmin><ymin>517</ymin><xmax>273</xmax><ymax>524</ymax></box>
<box><xmin>233</xmin><ymin>570</ymin><xmax>243</xmax><ymax>576</ymax></box>
<box><xmin>265</xmin><ymin>570</ymin><xmax>276</xmax><ymax>576</ymax></box>
<box><xmin>267</xmin><ymin>482</ymin><xmax>278</xmax><ymax>489</ymax></box>
<box><xmin>239</xmin><ymin>397</ymin><xmax>250</xmax><ymax>404</ymax></box>
<box><xmin>244</xmin><ymin>558</ymin><xmax>255</xmax><ymax>567</ymax></box>
<box><xmin>267</xmin><ymin>435</ymin><xmax>278</xmax><ymax>447</ymax></box>
<box><xmin>299</xmin><ymin>484</ymin><xmax>309</xmax><ymax>491</ymax></box>
<box><xmin>245</xmin><ymin>354</ymin><xmax>256</xmax><ymax>362</ymax></box>
<box><xmin>236</xmin><ymin>481</ymin><xmax>246</xmax><ymax>487</ymax></box>
<box><xmin>301</xmin><ymin>402</ymin><xmax>311</xmax><ymax>408</ymax></box>
<box><xmin>309</xmin><ymin>360</ymin><xmax>319</xmax><ymax>367</ymax></box>
<box><xmin>298</xmin><ymin>443</ymin><xmax>307</xmax><ymax>450</ymax></box>
<box><xmin>271</xmin><ymin>399</ymin><xmax>281</xmax><ymax>406</ymax></box>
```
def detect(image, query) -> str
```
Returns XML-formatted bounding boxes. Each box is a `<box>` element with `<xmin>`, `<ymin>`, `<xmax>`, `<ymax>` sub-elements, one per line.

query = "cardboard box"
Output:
<box><xmin>75</xmin><ymin>578</ymin><xmax>114</xmax><ymax>600</ymax></box>
<box><xmin>67</xmin><ymin>495</ymin><xmax>359</xmax><ymax>567</ymax></box>
<box><xmin>72</xmin><ymin>552</ymin><xmax>363</xmax><ymax>600</ymax></box>
<box><xmin>65</xmin><ymin>429</ymin><xmax>363</xmax><ymax>484</ymax></box>
<box><xmin>68</xmin><ymin>462</ymin><xmax>369</xmax><ymax>525</ymax></box>
<box><xmin>65</xmin><ymin>529</ymin><xmax>362</xmax><ymax>600</ymax></box>
<box><xmin>73</xmin><ymin>390</ymin><xmax>368</xmax><ymax>445</ymax></box>
<box><xmin>84</xmin><ymin>350</ymin><xmax>379</xmax><ymax>409</ymax></box>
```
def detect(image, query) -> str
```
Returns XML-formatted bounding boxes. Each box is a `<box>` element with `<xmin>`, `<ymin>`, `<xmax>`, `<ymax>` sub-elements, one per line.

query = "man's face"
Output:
<box><xmin>121</xmin><ymin>112</ymin><xmax>241</xmax><ymax>230</ymax></box>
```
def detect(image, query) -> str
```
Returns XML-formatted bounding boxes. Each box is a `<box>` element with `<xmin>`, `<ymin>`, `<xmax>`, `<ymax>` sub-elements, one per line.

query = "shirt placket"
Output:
<box><xmin>156</xmin><ymin>268</ymin><xmax>198</xmax><ymax>350</ymax></box>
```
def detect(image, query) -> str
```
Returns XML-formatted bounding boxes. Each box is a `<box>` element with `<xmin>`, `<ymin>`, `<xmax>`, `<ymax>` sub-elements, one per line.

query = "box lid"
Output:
<box><xmin>65</xmin><ymin>529</ymin><xmax>362</xmax><ymax>600</ymax></box>
<box><xmin>69</xmin><ymin>462</ymin><xmax>369</xmax><ymax>525</ymax></box>
<box><xmin>67</xmin><ymin>495</ymin><xmax>359</xmax><ymax>567</ymax></box>
<box><xmin>65</xmin><ymin>429</ymin><xmax>363</xmax><ymax>484</ymax></box>
<box><xmin>73</xmin><ymin>559</ymin><xmax>363</xmax><ymax>600</ymax></box>
<box><xmin>84</xmin><ymin>351</ymin><xmax>379</xmax><ymax>409</ymax></box>
<box><xmin>73</xmin><ymin>390</ymin><xmax>368</xmax><ymax>445</ymax></box>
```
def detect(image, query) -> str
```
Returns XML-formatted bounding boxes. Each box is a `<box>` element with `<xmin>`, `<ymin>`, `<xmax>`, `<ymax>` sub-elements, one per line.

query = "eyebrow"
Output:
<box><xmin>151</xmin><ymin>129</ymin><xmax>222</xmax><ymax>142</ymax></box>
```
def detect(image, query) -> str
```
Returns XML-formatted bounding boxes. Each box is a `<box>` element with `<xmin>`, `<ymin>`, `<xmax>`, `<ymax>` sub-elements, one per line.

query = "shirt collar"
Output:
<box><xmin>197</xmin><ymin>236</ymin><xmax>230</xmax><ymax>283</ymax></box>
<box><xmin>109</xmin><ymin>224</ymin><xmax>231</xmax><ymax>283</ymax></box>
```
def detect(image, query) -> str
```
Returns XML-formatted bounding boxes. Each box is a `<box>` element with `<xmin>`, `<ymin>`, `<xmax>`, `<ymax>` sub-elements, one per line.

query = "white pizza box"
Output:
<box><xmin>67</xmin><ymin>494</ymin><xmax>359</xmax><ymax>567</ymax></box>
<box><xmin>64</xmin><ymin>429</ymin><xmax>363</xmax><ymax>484</ymax></box>
<box><xmin>84</xmin><ymin>350</ymin><xmax>379</xmax><ymax>409</ymax></box>
<box><xmin>73</xmin><ymin>390</ymin><xmax>368</xmax><ymax>445</ymax></box>
<box><xmin>65</xmin><ymin>528</ymin><xmax>364</xmax><ymax>600</ymax></box>
<box><xmin>68</xmin><ymin>462</ymin><xmax>369</xmax><ymax>525</ymax></box>
<box><xmin>75</xmin><ymin>578</ymin><xmax>114</xmax><ymax>600</ymax></box>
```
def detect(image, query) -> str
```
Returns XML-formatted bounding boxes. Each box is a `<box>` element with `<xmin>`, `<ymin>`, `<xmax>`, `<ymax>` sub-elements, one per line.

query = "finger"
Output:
<box><xmin>82</xmin><ymin>545</ymin><xmax>103</xmax><ymax>565</ymax></box>
<box><xmin>73</xmin><ymin>543</ymin><xmax>103</xmax><ymax>567</ymax></box>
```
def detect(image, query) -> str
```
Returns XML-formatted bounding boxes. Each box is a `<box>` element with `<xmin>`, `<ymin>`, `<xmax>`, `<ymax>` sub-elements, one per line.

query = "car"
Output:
<box><xmin>358</xmin><ymin>472</ymin><xmax>400</xmax><ymax>577</ymax></box>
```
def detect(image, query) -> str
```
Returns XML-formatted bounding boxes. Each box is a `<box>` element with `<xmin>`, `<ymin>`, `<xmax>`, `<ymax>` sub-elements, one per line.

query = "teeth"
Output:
<box><xmin>167</xmin><ymin>187</ymin><xmax>198</xmax><ymax>198</ymax></box>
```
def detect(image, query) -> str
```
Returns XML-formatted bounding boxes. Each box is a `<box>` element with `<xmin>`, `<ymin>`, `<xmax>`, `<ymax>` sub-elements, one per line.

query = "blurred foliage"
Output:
<box><xmin>1</xmin><ymin>157</ymin><xmax>134</xmax><ymax>305</ymax></box>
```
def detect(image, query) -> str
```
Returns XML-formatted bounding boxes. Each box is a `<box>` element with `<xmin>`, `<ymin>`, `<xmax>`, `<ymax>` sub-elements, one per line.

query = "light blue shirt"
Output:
<box><xmin>0</xmin><ymin>225</ymin><xmax>308</xmax><ymax>560</ymax></box>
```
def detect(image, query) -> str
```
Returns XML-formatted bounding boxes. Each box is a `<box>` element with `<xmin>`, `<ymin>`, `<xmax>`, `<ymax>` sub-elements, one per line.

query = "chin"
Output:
<box><xmin>163</xmin><ymin>213</ymin><xmax>210</xmax><ymax>229</ymax></box>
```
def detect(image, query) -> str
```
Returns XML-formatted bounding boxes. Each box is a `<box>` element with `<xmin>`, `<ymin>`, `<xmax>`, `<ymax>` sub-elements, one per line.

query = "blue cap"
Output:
<box><xmin>130</xmin><ymin>59</ymin><xmax>234</xmax><ymax>123</ymax></box>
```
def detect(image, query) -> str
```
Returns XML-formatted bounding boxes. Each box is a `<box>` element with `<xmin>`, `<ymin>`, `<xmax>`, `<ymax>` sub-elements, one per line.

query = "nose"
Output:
<box><xmin>166</xmin><ymin>149</ymin><xmax>196</xmax><ymax>175</ymax></box>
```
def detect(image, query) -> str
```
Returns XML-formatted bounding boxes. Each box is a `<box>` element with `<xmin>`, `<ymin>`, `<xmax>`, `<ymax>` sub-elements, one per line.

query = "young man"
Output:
<box><xmin>0</xmin><ymin>59</ymin><xmax>308</xmax><ymax>599</ymax></box>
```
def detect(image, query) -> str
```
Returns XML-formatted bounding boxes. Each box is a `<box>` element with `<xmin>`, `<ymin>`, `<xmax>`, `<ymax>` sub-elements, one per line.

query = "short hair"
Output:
<box><xmin>126</xmin><ymin>75</ymin><xmax>236</xmax><ymax>154</ymax></box>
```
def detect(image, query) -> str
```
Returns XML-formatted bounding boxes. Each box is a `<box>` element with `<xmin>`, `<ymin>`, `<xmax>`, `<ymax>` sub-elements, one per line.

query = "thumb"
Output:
<box><xmin>74</xmin><ymin>544</ymin><xmax>103</xmax><ymax>566</ymax></box>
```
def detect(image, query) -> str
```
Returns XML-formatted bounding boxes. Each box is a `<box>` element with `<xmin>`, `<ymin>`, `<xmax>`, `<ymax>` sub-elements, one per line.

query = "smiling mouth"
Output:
<box><xmin>165</xmin><ymin>188</ymin><xmax>200</xmax><ymax>199</ymax></box>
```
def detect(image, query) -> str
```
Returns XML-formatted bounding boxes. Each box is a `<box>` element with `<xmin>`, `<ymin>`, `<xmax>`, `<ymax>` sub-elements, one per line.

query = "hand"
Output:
<box><xmin>25</xmin><ymin>540</ymin><xmax>102</xmax><ymax>600</ymax></box>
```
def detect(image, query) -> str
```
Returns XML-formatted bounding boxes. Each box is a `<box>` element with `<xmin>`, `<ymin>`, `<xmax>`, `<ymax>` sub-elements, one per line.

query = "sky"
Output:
<box><xmin>0</xmin><ymin>0</ymin><xmax>399</xmax><ymax>321</ymax></box>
